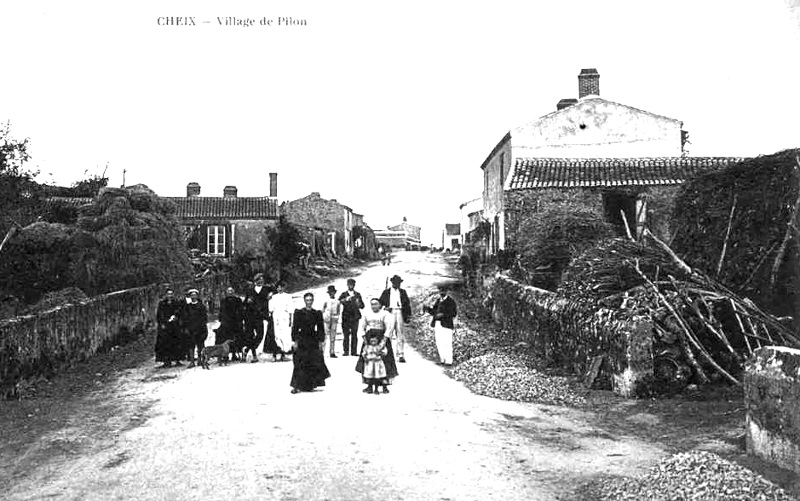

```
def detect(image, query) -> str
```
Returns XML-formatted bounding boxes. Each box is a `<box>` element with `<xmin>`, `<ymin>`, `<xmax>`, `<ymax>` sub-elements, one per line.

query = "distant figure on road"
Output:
<box><xmin>183</xmin><ymin>289</ymin><xmax>208</xmax><ymax>368</ymax></box>
<box><xmin>379</xmin><ymin>275</ymin><xmax>411</xmax><ymax>363</ymax></box>
<box><xmin>155</xmin><ymin>287</ymin><xmax>184</xmax><ymax>368</ymax></box>
<box><xmin>321</xmin><ymin>285</ymin><xmax>341</xmax><ymax>357</ymax></box>
<box><xmin>356</xmin><ymin>298</ymin><xmax>398</xmax><ymax>393</ymax></box>
<box><xmin>243</xmin><ymin>273</ymin><xmax>272</xmax><ymax>363</ymax></box>
<box><xmin>290</xmin><ymin>293</ymin><xmax>330</xmax><ymax>394</ymax></box>
<box><xmin>216</xmin><ymin>287</ymin><xmax>244</xmax><ymax>361</ymax></box>
<box><xmin>267</xmin><ymin>280</ymin><xmax>292</xmax><ymax>362</ymax></box>
<box><xmin>338</xmin><ymin>278</ymin><xmax>364</xmax><ymax>357</ymax></box>
<box><xmin>424</xmin><ymin>285</ymin><xmax>458</xmax><ymax>366</ymax></box>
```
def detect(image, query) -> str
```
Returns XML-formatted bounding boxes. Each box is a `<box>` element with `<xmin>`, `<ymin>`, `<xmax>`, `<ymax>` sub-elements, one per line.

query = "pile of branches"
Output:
<box><xmin>560</xmin><ymin>231</ymin><xmax>798</xmax><ymax>387</ymax></box>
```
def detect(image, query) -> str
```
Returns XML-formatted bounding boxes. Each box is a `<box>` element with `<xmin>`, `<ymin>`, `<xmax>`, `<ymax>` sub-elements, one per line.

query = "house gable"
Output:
<box><xmin>511</xmin><ymin>97</ymin><xmax>684</xmax><ymax>158</ymax></box>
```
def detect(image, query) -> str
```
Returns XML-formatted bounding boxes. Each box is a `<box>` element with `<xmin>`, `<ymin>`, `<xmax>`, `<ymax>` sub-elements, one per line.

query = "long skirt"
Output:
<box><xmin>262</xmin><ymin>317</ymin><xmax>280</xmax><ymax>354</ymax></box>
<box><xmin>273</xmin><ymin>316</ymin><xmax>293</xmax><ymax>353</ymax></box>
<box><xmin>290</xmin><ymin>341</ymin><xmax>331</xmax><ymax>391</ymax></box>
<box><xmin>155</xmin><ymin>323</ymin><xmax>183</xmax><ymax>362</ymax></box>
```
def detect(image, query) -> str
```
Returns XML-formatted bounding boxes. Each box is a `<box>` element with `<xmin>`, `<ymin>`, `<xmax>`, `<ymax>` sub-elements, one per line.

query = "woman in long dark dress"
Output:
<box><xmin>155</xmin><ymin>288</ymin><xmax>184</xmax><ymax>368</ymax></box>
<box><xmin>290</xmin><ymin>292</ymin><xmax>330</xmax><ymax>394</ymax></box>
<box><xmin>182</xmin><ymin>289</ymin><xmax>208</xmax><ymax>368</ymax></box>
<box><xmin>216</xmin><ymin>287</ymin><xmax>244</xmax><ymax>360</ymax></box>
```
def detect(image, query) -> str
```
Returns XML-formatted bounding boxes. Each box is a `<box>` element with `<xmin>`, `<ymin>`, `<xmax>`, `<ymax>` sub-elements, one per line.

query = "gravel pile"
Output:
<box><xmin>452</xmin><ymin>351</ymin><xmax>586</xmax><ymax>406</ymax></box>
<box><xmin>588</xmin><ymin>450</ymin><xmax>796</xmax><ymax>501</ymax></box>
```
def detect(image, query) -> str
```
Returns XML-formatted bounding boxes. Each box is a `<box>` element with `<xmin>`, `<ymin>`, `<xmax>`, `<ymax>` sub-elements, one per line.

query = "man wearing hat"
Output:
<box><xmin>243</xmin><ymin>273</ymin><xmax>273</xmax><ymax>363</ymax></box>
<box><xmin>424</xmin><ymin>284</ymin><xmax>458</xmax><ymax>366</ymax></box>
<box><xmin>379</xmin><ymin>275</ymin><xmax>412</xmax><ymax>363</ymax></box>
<box><xmin>182</xmin><ymin>288</ymin><xmax>208</xmax><ymax>368</ymax></box>
<box><xmin>321</xmin><ymin>285</ymin><xmax>342</xmax><ymax>357</ymax></box>
<box><xmin>338</xmin><ymin>278</ymin><xmax>364</xmax><ymax>357</ymax></box>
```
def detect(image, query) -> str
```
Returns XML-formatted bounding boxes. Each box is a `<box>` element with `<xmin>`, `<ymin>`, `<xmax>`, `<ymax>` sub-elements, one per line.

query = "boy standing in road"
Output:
<box><xmin>339</xmin><ymin>278</ymin><xmax>364</xmax><ymax>356</ymax></box>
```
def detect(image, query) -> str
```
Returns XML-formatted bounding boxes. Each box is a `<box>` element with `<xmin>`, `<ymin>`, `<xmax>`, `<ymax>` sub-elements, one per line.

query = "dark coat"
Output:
<box><xmin>155</xmin><ymin>297</ymin><xmax>184</xmax><ymax>361</ymax></box>
<box><xmin>291</xmin><ymin>308</ymin><xmax>326</xmax><ymax>347</ymax></box>
<box><xmin>427</xmin><ymin>295</ymin><xmax>457</xmax><ymax>329</ymax></box>
<box><xmin>216</xmin><ymin>295</ymin><xmax>244</xmax><ymax>342</ymax></box>
<box><xmin>182</xmin><ymin>300</ymin><xmax>208</xmax><ymax>337</ymax></box>
<box><xmin>379</xmin><ymin>287</ymin><xmax>412</xmax><ymax>322</ymax></box>
<box><xmin>338</xmin><ymin>290</ymin><xmax>365</xmax><ymax>321</ymax></box>
<box><xmin>290</xmin><ymin>307</ymin><xmax>330</xmax><ymax>391</ymax></box>
<box><xmin>244</xmin><ymin>285</ymin><xmax>272</xmax><ymax>322</ymax></box>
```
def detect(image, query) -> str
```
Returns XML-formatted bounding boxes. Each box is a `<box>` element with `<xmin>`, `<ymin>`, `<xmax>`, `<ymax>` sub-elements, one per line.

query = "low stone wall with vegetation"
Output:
<box><xmin>0</xmin><ymin>273</ymin><xmax>229</xmax><ymax>385</ymax></box>
<box><xmin>492</xmin><ymin>273</ymin><xmax>652</xmax><ymax>396</ymax></box>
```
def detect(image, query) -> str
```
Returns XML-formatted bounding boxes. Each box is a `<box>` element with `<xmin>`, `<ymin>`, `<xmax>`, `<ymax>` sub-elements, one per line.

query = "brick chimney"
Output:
<box><xmin>223</xmin><ymin>186</ymin><xmax>238</xmax><ymax>198</ymax></box>
<box><xmin>187</xmin><ymin>182</ymin><xmax>201</xmax><ymax>197</ymax></box>
<box><xmin>557</xmin><ymin>98</ymin><xmax>578</xmax><ymax>110</ymax></box>
<box><xmin>578</xmin><ymin>68</ymin><xmax>600</xmax><ymax>98</ymax></box>
<box><xmin>269</xmin><ymin>173</ymin><xmax>278</xmax><ymax>198</ymax></box>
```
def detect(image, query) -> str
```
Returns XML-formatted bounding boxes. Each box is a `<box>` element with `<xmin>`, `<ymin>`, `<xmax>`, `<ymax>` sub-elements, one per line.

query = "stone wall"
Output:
<box><xmin>492</xmin><ymin>273</ymin><xmax>653</xmax><ymax>397</ymax></box>
<box><xmin>744</xmin><ymin>346</ymin><xmax>800</xmax><ymax>473</ymax></box>
<box><xmin>281</xmin><ymin>193</ymin><xmax>353</xmax><ymax>255</ymax></box>
<box><xmin>0</xmin><ymin>273</ymin><xmax>229</xmax><ymax>384</ymax></box>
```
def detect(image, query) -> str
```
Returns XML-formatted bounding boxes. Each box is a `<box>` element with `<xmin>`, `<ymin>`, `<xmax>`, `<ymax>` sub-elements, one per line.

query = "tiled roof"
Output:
<box><xmin>508</xmin><ymin>157</ymin><xmax>746</xmax><ymax>190</ymax></box>
<box><xmin>165</xmin><ymin>197</ymin><xmax>279</xmax><ymax>219</ymax></box>
<box><xmin>445</xmin><ymin>223</ymin><xmax>461</xmax><ymax>235</ymax></box>
<box><xmin>45</xmin><ymin>196</ymin><xmax>94</xmax><ymax>206</ymax></box>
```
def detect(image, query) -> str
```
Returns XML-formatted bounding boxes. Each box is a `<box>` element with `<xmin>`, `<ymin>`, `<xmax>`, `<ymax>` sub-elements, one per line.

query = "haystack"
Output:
<box><xmin>672</xmin><ymin>149</ymin><xmax>800</xmax><ymax>325</ymax></box>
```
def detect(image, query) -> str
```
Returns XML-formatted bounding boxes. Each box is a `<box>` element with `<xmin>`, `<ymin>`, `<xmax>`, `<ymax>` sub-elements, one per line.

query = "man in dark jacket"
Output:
<box><xmin>243</xmin><ymin>273</ymin><xmax>272</xmax><ymax>363</ymax></box>
<box><xmin>182</xmin><ymin>289</ymin><xmax>208</xmax><ymax>368</ymax></box>
<box><xmin>424</xmin><ymin>284</ymin><xmax>457</xmax><ymax>366</ymax></box>
<box><xmin>379</xmin><ymin>275</ymin><xmax>412</xmax><ymax>363</ymax></box>
<box><xmin>338</xmin><ymin>278</ymin><xmax>364</xmax><ymax>356</ymax></box>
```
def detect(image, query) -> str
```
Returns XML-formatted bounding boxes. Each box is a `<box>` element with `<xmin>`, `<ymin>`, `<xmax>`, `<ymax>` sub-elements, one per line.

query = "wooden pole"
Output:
<box><xmin>730</xmin><ymin>299</ymin><xmax>753</xmax><ymax>357</ymax></box>
<box><xmin>620</xmin><ymin>209</ymin><xmax>634</xmax><ymax>242</ymax></box>
<box><xmin>769</xmin><ymin>156</ymin><xmax>800</xmax><ymax>288</ymax></box>
<box><xmin>716</xmin><ymin>194</ymin><xmax>737</xmax><ymax>277</ymax></box>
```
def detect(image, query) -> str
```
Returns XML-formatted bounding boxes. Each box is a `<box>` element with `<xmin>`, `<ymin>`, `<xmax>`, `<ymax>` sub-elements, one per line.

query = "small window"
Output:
<box><xmin>207</xmin><ymin>226</ymin><xmax>226</xmax><ymax>256</ymax></box>
<box><xmin>499</xmin><ymin>152</ymin><xmax>506</xmax><ymax>186</ymax></box>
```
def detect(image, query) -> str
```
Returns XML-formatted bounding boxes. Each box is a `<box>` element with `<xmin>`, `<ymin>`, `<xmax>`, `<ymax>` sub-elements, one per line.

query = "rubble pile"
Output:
<box><xmin>558</xmin><ymin>232</ymin><xmax>799</xmax><ymax>389</ymax></box>
<box><xmin>588</xmin><ymin>450</ymin><xmax>795</xmax><ymax>501</ymax></box>
<box><xmin>453</xmin><ymin>351</ymin><xmax>586</xmax><ymax>406</ymax></box>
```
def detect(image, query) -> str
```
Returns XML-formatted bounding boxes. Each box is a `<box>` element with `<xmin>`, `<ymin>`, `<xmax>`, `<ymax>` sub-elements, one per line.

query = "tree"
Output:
<box><xmin>264</xmin><ymin>216</ymin><xmax>303</xmax><ymax>278</ymax></box>
<box><xmin>0</xmin><ymin>122</ymin><xmax>40</xmax><ymax>236</ymax></box>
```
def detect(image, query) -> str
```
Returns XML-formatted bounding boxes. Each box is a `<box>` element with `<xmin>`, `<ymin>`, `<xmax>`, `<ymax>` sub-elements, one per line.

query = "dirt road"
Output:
<box><xmin>2</xmin><ymin>251</ymin><xmax>664</xmax><ymax>501</ymax></box>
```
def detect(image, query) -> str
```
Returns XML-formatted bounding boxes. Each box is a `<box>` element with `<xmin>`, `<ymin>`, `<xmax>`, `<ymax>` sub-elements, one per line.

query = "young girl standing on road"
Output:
<box><xmin>360</xmin><ymin>332</ymin><xmax>388</xmax><ymax>394</ymax></box>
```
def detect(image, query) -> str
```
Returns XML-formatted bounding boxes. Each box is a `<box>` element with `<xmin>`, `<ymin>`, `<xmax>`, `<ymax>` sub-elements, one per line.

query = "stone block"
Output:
<box><xmin>744</xmin><ymin>346</ymin><xmax>800</xmax><ymax>473</ymax></box>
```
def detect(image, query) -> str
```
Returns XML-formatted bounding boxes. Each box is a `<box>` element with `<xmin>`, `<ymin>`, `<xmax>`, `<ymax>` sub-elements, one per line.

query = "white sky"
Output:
<box><xmin>2</xmin><ymin>0</ymin><xmax>799</xmax><ymax>246</ymax></box>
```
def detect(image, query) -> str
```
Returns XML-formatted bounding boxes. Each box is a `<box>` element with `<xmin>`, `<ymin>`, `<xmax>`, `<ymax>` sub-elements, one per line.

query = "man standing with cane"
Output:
<box><xmin>379</xmin><ymin>275</ymin><xmax>411</xmax><ymax>363</ymax></box>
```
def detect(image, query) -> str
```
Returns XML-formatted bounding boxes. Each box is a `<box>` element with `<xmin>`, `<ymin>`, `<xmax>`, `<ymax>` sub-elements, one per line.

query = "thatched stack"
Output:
<box><xmin>559</xmin><ymin>232</ymin><xmax>799</xmax><ymax>387</ymax></box>
<box><xmin>512</xmin><ymin>203</ymin><xmax>614</xmax><ymax>290</ymax></box>
<box><xmin>672</xmin><ymin>149</ymin><xmax>800</xmax><ymax>327</ymax></box>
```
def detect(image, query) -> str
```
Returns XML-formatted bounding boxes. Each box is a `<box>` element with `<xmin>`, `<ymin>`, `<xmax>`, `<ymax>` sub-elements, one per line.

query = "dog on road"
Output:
<box><xmin>200</xmin><ymin>340</ymin><xmax>234</xmax><ymax>370</ymax></box>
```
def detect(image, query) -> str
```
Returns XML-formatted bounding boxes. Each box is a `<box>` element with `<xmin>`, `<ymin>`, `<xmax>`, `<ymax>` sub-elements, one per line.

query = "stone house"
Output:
<box><xmin>281</xmin><ymin>192</ymin><xmax>360</xmax><ymax>257</ymax></box>
<box><xmin>442</xmin><ymin>224</ymin><xmax>461</xmax><ymax>251</ymax></box>
<box><xmin>375</xmin><ymin>217</ymin><xmax>422</xmax><ymax>250</ymax></box>
<box><xmin>167</xmin><ymin>174</ymin><xmax>280</xmax><ymax>258</ymax></box>
<box><xmin>504</xmin><ymin>157</ymin><xmax>744</xmax><ymax>249</ymax></box>
<box><xmin>480</xmin><ymin>68</ymin><xmax>739</xmax><ymax>253</ymax></box>
<box><xmin>458</xmin><ymin>197</ymin><xmax>483</xmax><ymax>248</ymax></box>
